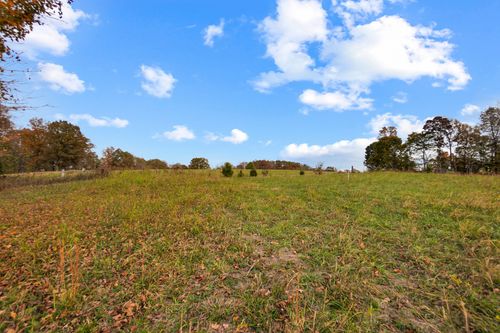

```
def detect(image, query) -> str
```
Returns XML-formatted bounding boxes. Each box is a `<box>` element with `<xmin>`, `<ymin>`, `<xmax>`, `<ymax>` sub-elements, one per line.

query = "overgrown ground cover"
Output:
<box><xmin>0</xmin><ymin>170</ymin><xmax>102</xmax><ymax>191</ymax></box>
<box><xmin>0</xmin><ymin>170</ymin><xmax>498</xmax><ymax>332</ymax></box>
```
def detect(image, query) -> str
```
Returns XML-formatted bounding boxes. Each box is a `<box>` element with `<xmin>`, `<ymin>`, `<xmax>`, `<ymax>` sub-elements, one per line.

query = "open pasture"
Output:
<box><xmin>0</xmin><ymin>171</ymin><xmax>498</xmax><ymax>332</ymax></box>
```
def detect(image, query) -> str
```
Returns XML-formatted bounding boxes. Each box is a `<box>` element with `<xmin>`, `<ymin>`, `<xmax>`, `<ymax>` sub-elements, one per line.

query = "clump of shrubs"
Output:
<box><xmin>300</xmin><ymin>170</ymin><xmax>305</xmax><ymax>175</ymax></box>
<box><xmin>250</xmin><ymin>169</ymin><xmax>258</xmax><ymax>177</ymax></box>
<box><xmin>238</xmin><ymin>170</ymin><xmax>244</xmax><ymax>177</ymax></box>
<box><xmin>262</xmin><ymin>170</ymin><xmax>269</xmax><ymax>176</ymax></box>
<box><xmin>314</xmin><ymin>162</ymin><xmax>324</xmax><ymax>175</ymax></box>
<box><xmin>221</xmin><ymin>162</ymin><xmax>234</xmax><ymax>177</ymax></box>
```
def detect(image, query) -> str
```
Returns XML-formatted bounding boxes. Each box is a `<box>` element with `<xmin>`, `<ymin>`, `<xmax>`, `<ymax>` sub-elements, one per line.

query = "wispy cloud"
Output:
<box><xmin>203</xmin><ymin>19</ymin><xmax>225</xmax><ymax>47</ymax></box>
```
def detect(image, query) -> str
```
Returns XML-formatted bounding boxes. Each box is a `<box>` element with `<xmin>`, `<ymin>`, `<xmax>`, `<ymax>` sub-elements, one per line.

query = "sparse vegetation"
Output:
<box><xmin>0</xmin><ymin>170</ymin><xmax>497</xmax><ymax>332</ymax></box>
<box><xmin>0</xmin><ymin>169</ymin><xmax>102</xmax><ymax>191</ymax></box>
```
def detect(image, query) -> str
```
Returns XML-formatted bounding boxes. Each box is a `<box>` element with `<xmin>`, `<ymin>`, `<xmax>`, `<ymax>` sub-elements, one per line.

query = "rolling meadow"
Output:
<box><xmin>0</xmin><ymin>170</ymin><xmax>498</xmax><ymax>332</ymax></box>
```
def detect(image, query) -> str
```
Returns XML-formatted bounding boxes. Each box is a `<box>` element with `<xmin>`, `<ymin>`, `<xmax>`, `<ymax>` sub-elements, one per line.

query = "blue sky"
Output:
<box><xmin>12</xmin><ymin>0</ymin><xmax>500</xmax><ymax>169</ymax></box>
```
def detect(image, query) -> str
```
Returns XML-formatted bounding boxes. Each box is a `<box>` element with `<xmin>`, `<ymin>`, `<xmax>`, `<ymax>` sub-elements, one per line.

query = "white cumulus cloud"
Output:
<box><xmin>368</xmin><ymin>112</ymin><xmax>426</xmax><ymax>139</ymax></box>
<box><xmin>333</xmin><ymin>0</ymin><xmax>384</xmax><ymax>28</ymax></box>
<box><xmin>222</xmin><ymin>129</ymin><xmax>249</xmax><ymax>144</ymax></box>
<box><xmin>255</xmin><ymin>0</ymin><xmax>470</xmax><ymax>112</ymax></box>
<box><xmin>16</xmin><ymin>3</ymin><xmax>89</xmax><ymax>59</ymax></box>
<box><xmin>253</xmin><ymin>0</ymin><xmax>328</xmax><ymax>92</ymax></box>
<box><xmin>203</xmin><ymin>20</ymin><xmax>225</xmax><ymax>47</ymax></box>
<box><xmin>321</xmin><ymin>16</ymin><xmax>470</xmax><ymax>91</ymax></box>
<box><xmin>140</xmin><ymin>65</ymin><xmax>176</xmax><ymax>98</ymax></box>
<box><xmin>38</xmin><ymin>62</ymin><xmax>85</xmax><ymax>94</ymax></box>
<box><xmin>461</xmin><ymin>104</ymin><xmax>481</xmax><ymax>116</ymax></box>
<box><xmin>299</xmin><ymin>89</ymin><xmax>373</xmax><ymax>110</ymax></box>
<box><xmin>160</xmin><ymin>125</ymin><xmax>195</xmax><ymax>141</ymax></box>
<box><xmin>282</xmin><ymin>138</ymin><xmax>376</xmax><ymax>169</ymax></box>
<box><xmin>205</xmin><ymin>129</ymin><xmax>249</xmax><ymax>144</ymax></box>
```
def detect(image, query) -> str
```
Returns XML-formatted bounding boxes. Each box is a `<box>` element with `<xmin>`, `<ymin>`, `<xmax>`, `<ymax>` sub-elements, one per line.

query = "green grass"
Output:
<box><xmin>0</xmin><ymin>170</ymin><xmax>498</xmax><ymax>332</ymax></box>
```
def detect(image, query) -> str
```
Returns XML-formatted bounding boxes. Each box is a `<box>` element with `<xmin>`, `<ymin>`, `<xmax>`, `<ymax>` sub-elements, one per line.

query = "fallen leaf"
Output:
<box><xmin>123</xmin><ymin>301</ymin><xmax>138</xmax><ymax>317</ymax></box>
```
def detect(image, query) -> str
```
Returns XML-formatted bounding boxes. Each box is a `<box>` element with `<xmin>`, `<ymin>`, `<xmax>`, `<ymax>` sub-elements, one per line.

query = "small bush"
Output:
<box><xmin>250</xmin><ymin>169</ymin><xmax>257</xmax><ymax>177</ymax></box>
<box><xmin>221</xmin><ymin>162</ymin><xmax>234</xmax><ymax>177</ymax></box>
<box><xmin>238</xmin><ymin>170</ymin><xmax>244</xmax><ymax>177</ymax></box>
<box><xmin>314</xmin><ymin>162</ymin><xmax>324</xmax><ymax>175</ymax></box>
<box><xmin>300</xmin><ymin>170</ymin><xmax>305</xmax><ymax>175</ymax></box>
<box><xmin>262</xmin><ymin>170</ymin><xmax>269</xmax><ymax>176</ymax></box>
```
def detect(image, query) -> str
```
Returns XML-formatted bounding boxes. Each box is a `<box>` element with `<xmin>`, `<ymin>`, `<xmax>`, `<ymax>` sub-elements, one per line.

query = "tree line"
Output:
<box><xmin>365</xmin><ymin>107</ymin><xmax>499</xmax><ymax>173</ymax></box>
<box><xmin>236</xmin><ymin>160</ymin><xmax>310</xmax><ymax>170</ymax></box>
<box><xmin>0</xmin><ymin>115</ymin><xmax>317</xmax><ymax>175</ymax></box>
<box><xmin>0</xmin><ymin>117</ymin><xmax>170</xmax><ymax>174</ymax></box>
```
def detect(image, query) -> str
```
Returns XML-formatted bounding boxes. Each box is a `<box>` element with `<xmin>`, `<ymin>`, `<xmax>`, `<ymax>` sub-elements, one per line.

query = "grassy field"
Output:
<box><xmin>0</xmin><ymin>170</ymin><xmax>102</xmax><ymax>191</ymax></box>
<box><xmin>0</xmin><ymin>170</ymin><xmax>498</xmax><ymax>332</ymax></box>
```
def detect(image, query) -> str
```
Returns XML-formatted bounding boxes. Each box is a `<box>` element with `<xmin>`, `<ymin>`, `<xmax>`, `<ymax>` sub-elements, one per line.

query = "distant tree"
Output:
<box><xmin>221</xmin><ymin>162</ymin><xmax>233</xmax><ymax>177</ymax></box>
<box><xmin>407</xmin><ymin>131</ymin><xmax>433</xmax><ymax>171</ymax></box>
<box><xmin>299</xmin><ymin>169</ymin><xmax>305</xmax><ymax>175</ymax></box>
<box><xmin>80</xmin><ymin>151</ymin><xmax>99</xmax><ymax>169</ymax></box>
<box><xmin>171</xmin><ymin>163</ymin><xmax>188</xmax><ymax>170</ymax></box>
<box><xmin>453</xmin><ymin>122</ymin><xmax>484</xmax><ymax>173</ymax></box>
<box><xmin>189</xmin><ymin>157</ymin><xmax>210</xmax><ymax>169</ymax></box>
<box><xmin>424</xmin><ymin>116</ymin><xmax>456</xmax><ymax>171</ymax></box>
<box><xmin>378</xmin><ymin>126</ymin><xmax>398</xmax><ymax>138</ymax></box>
<box><xmin>1</xmin><ymin>108</ymin><xmax>24</xmax><ymax>173</ymax></box>
<box><xmin>146</xmin><ymin>159</ymin><xmax>168</xmax><ymax>169</ymax></box>
<box><xmin>45</xmin><ymin>121</ymin><xmax>93</xmax><ymax>170</ymax></box>
<box><xmin>0</xmin><ymin>105</ymin><xmax>13</xmax><ymax>138</ymax></box>
<box><xmin>18</xmin><ymin>118</ymin><xmax>50</xmax><ymax>171</ymax></box>
<box><xmin>253</xmin><ymin>160</ymin><xmax>274</xmax><ymax>169</ymax></box>
<box><xmin>100</xmin><ymin>147</ymin><xmax>114</xmax><ymax>173</ymax></box>
<box><xmin>240</xmin><ymin>160</ymin><xmax>308</xmax><ymax>170</ymax></box>
<box><xmin>479</xmin><ymin>106</ymin><xmax>500</xmax><ymax>172</ymax></box>
<box><xmin>250</xmin><ymin>168</ymin><xmax>257</xmax><ymax>177</ymax></box>
<box><xmin>134</xmin><ymin>157</ymin><xmax>147</xmax><ymax>169</ymax></box>
<box><xmin>0</xmin><ymin>129</ymin><xmax>23</xmax><ymax>173</ymax></box>
<box><xmin>111</xmin><ymin>149</ymin><xmax>135</xmax><ymax>169</ymax></box>
<box><xmin>365</xmin><ymin>128</ymin><xmax>413</xmax><ymax>171</ymax></box>
<box><xmin>314</xmin><ymin>162</ymin><xmax>324</xmax><ymax>175</ymax></box>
